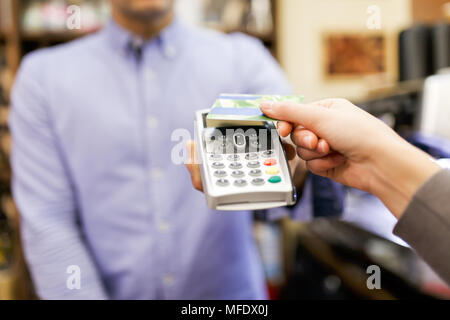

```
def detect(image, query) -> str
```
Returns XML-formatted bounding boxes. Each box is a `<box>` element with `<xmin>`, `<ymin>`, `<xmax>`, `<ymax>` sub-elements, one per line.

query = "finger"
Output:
<box><xmin>277</xmin><ymin>121</ymin><xmax>293</xmax><ymax>138</ymax></box>
<box><xmin>191</xmin><ymin>168</ymin><xmax>203</xmax><ymax>192</ymax></box>
<box><xmin>291</xmin><ymin>128</ymin><xmax>319</xmax><ymax>150</ymax></box>
<box><xmin>306</xmin><ymin>153</ymin><xmax>346</xmax><ymax>174</ymax></box>
<box><xmin>260</xmin><ymin>101</ymin><xmax>330</xmax><ymax>131</ymax></box>
<box><xmin>282</xmin><ymin>141</ymin><xmax>297</xmax><ymax>161</ymax></box>
<box><xmin>185</xmin><ymin>141</ymin><xmax>204</xmax><ymax>192</ymax></box>
<box><xmin>291</xmin><ymin>128</ymin><xmax>331</xmax><ymax>157</ymax></box>
<box><xmin>186</xmin><ymin>140</ymin><xmax>196</xmax><ymax>165</ymax></box>
<box><xmin>186</xmin><ymin>162</ymin><xmax>203</xmax><ymax>191</ymax></box>
<box><xmin>297</xmin><ymin>147</ymin><xmax>331</xmax><ymax>161</ymax></box>
<box><xmin>317</xmin><ymin>139</ymin><xmax>330</xmax><ymax>154</ymax></box>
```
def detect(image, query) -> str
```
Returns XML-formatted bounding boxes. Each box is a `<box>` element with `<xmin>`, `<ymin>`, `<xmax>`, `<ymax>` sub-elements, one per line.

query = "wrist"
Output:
<box><xmin>369</xmin><ymin>140</ymin><xmax>441</xmax><ymax>219</ymax></box>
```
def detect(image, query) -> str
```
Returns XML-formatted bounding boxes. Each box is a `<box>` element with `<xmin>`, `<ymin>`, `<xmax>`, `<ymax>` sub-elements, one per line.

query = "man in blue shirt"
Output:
<box><xmin>9</xmin><ymin>0</ymin><xmax>340</xmax><ymax>299</ymax></box>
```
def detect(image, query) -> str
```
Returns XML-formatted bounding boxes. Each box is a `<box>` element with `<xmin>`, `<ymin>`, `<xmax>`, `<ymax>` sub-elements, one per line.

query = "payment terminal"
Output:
<box><xmin>195</xmin><ymin>109</ymin><xmax>297</xmax><ymax>211</ymax></box>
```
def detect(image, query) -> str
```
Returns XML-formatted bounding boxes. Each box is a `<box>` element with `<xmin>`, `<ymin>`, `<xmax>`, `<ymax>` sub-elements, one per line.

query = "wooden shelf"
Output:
<box><xmin>229</xmin><ymin>30</ymin><xmax>275</xmax><ymax>43</ymax></box>
<box><xmin>0</xmin><ymin>28</ymin><xmax>13</xmax><ymax>41</ymax></box>
<box><xmin>18</xmin><ymin>27</ymin><xmax>273</xmax><ymax>44</ymax></box>
<box><xmin>204</xmin><ymin>24</ymin><xmax>275</xmax><ymax>42</ymax></box>
<box><xmin>20</xmin><ymin>29</ymin><xmax>100</xmax><ymax>43</ymax></box>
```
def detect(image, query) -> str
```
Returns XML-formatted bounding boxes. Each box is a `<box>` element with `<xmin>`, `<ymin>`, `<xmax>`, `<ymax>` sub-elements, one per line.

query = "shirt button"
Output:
<box><xmin>163</xmin><ymin>274</ymin><xmax>175</xmax><ymax>286</ymax></box>
<box><xmin>147</xmin><ymin>116</ymin><xmax>160</xmax><ymax>129</ymax></box>
<box><xmin>145</xmin><ymin>69</ymin><xmax>157</xmax><ymax>82</ymax></box>
<box><xmin>151</xmin><ymin>167</ymin><xmax>164</xmax><ymax>179</ymax></box>
<box><xmin>158</xmin><ymin>221</ymin><xmax>171</xmax><ymax>233</ymax></box>
<box><xmin>164</xmin><ymin>45</ymin><xmax>177</xmax><ymax>59</ymax></box>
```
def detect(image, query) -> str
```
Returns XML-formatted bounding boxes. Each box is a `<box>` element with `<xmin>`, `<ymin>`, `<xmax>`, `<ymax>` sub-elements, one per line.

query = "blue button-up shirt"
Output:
<box><xmin>9</xmin><ymin>19</ymin><xmax>300</xmax><ymax>299</ymax></box>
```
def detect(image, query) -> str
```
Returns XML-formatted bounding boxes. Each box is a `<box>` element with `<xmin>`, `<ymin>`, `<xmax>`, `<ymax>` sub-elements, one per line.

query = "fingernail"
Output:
<box><xmin>303</xmin><ymin>135</ymin><xmax>312</xmax><ymax>149</ymax></box>
<box><xmin>318</xmin><ymin>140</ymin><xmax>328</xmax><ymax>153</ymax></box>
<box><xmin>260</xmin><ymin>101</ymin><xmax>274</xmax><ymax>112</ymax></box>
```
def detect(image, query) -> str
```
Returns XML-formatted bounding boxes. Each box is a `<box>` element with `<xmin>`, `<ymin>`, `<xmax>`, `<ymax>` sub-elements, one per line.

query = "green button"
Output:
<box><xmin>268</xmin><ymin>176</ymin><xmax>282</xmax><ymax>184</ymax></box>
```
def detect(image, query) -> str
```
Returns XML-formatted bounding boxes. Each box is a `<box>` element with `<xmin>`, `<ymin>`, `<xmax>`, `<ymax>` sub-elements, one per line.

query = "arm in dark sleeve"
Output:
<box><xmin>393</xmin><ymin>169</ymin><xmax>450</xmax><ymax>284</ymax></box>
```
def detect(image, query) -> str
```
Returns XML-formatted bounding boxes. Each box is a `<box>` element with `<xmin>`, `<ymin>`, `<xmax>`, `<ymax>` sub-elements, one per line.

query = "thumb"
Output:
<box><xmin>260</xmin><ymin>101</ymin><xmax>329</xmax><ymax>131</ymax></box>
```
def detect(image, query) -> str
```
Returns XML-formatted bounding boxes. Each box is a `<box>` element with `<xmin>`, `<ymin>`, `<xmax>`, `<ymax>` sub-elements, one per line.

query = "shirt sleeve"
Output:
<box><xmin>437</xmin><ymin>158</ymin><xmax>450</xmax><ymax>169</ymax></box>
<box><xmin>231</xmin><ymin>33</ymin><xmax>292</xmax><ymax>95</ymax></box>
<box><xmin>393</xmin><ymin>169</ymin><xmax>450</xmax><ymax>285</ymax></box>
<box><xmin>9</xmin><ymin>53</ymin><xmax>108</xmax><ymax>299</ymax></box>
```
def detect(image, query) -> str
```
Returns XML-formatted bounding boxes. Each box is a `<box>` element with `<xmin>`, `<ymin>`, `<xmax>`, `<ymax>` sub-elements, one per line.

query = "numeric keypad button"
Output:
<box><xmin>214</xmin><ymin>170</ymin><xmax>227</xmax><ymax>178</ymax></box>
<box><xmin>249</xmin><ymin>169</ymin><xmax>262</xmax><ymax>177</ymax></box>
<box><xmin>216</xmin><ymin>179</ymin><xmax>230</xmax><ymax>187</ymax></box>
<box><xmin>227</xmin><ymin>155</ymin><xmax>241</xmax><ymax>162</ymax></box>
<box><xmin>231</xmin><ymin>171</ymin><xmax>245</xmax><ymax>178</ymax></box>
<box><xmin>234</xmin><ymin>179</ymin><xmax>248</xmax><ymax>187</ymax></box>
<box><xmin>212</xmin><ymin>162</ymin><xmax>225</xmax><ymax>169</ymax></box>
<box><xmin>262</xmin><ymin>150</ymin><xmax>275</xmax><ymax>158</ymax></box>
<box><xmin>252</xmin><ymin>178</ymin><xmax>265</xmax><ymax>186</ymax></box>
<box><xmin>229</xmin><ymin>163</ymin><xmax>243</xmax><ymax>170</ymax></box>
<box><xmin>247</xmin><ymin>161</ymin><xmax>260</xmax><ymax>169</ymax></box>
<box><xmin>209</xmin><ymin>154</ymin><xmax>223</xmax><ymax>161</ymax></box>
<box><xmin>245</xmin><ymin>153</ymin><xmax>259</xmax><ymax>161</ymax></box>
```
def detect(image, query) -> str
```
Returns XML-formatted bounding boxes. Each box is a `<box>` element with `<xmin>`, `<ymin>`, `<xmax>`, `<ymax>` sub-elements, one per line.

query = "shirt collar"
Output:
<box><xmin>103</xmin><ymin>17</ymin><xmax>183</xmax><ymax>59</ymax></box>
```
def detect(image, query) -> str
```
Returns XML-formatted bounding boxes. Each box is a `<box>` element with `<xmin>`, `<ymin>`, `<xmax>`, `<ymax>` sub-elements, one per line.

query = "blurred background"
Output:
<box><xmin>0</xmin><ymin>0</ymin><xmax>450</xmax><ymax>299</ymax></box>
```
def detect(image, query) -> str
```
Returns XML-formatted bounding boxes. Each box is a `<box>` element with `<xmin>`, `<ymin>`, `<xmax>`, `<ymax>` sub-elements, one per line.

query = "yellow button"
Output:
<box><xmin>266</xmin><ymin>167</ymin><xmax>280</xmax><ymax>175</ymax></box>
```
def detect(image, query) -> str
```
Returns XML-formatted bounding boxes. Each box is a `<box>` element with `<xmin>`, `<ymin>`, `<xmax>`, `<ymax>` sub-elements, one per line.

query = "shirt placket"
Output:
<box><xmin>139</xmin><ymin>45</ymin><xmax>177</xmax><ymax>299</ymax></box>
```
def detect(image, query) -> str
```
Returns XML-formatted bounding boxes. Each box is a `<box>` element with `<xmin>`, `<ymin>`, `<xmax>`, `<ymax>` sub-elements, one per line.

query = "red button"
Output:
<box><xmin>264</xmin><ymin>159</ymin><xmax>277</xmax><ymax>166</ymax></box>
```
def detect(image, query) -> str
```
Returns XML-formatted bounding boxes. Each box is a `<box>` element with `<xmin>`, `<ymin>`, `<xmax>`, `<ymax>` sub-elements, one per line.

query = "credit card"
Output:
<box><xmin>206</xmin><ymin>94</ymin><xmax>304</xmax><ymax>127</ymax></box>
